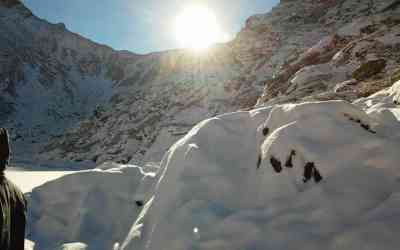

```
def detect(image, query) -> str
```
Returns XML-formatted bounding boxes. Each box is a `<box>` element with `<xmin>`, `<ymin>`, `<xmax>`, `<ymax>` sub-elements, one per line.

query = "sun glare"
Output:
<box><xmin>175</xmin><ymin>5</ymin><xmax>227</xmax><ymax>51</ymax></box>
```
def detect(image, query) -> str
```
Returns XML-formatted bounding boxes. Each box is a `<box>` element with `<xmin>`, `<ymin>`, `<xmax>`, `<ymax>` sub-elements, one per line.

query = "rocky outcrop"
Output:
<box><xmin>256</xmin><ymin>0</ymin><xmax>400</xmax><ymax>105</ymax></box>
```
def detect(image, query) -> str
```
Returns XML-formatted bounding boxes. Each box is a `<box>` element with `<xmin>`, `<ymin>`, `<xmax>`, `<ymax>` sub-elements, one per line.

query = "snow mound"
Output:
<box><xmin>29</xmin><ymin>163</ymin><xmax>157</xmax><ymax>250</ymax></box>
<box><xmin>123</xmin><ymin>100</ymin><xmax>400</xmax><ymax>250</ymax></box>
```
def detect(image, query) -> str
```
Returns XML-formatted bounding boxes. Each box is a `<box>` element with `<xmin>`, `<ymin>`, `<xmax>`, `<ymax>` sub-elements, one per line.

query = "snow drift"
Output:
<box><xmin>29</xmin><ymin>163</ymin><xmax>157</xmax><ymax>250</ymax></box>
<box><xmin>121</xmin><ymin>84</ymin><xmax>400</xmax><ymax>250</ymax></box>
<box><xmin>30</xmin><ymin>81</ymin><xmax>400</xmax><ymax>250</ymax></box>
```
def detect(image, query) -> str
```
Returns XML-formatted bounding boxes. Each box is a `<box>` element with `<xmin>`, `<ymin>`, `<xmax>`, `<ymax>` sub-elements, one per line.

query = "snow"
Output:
<box><xmin>17</xmin><ymin>81</ymin><xmax>400</xmax><ymax>250</ymax></box>
<box><xmin>29</xmin><ymin>163</ymin><xmax>157</xmax><ymax>250</ymax></box>
<box><xmin>6</xmin><ymin>168</ymin><xmax>75</xmax><ymax>193</ymax></box>
<box><xmin>3</xmin><ymin>0</ymin><xmax>400</xmax><ymax>248</ymax></box>
<box><xmin>119</xmin><ymin>97</ymin><xmax>400</xmax><ymax>250</ymax></box>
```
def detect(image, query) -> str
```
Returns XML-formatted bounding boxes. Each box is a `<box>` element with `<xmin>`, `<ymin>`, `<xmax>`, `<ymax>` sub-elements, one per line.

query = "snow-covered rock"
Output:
<box><xmin>29</xmin><ymin>163</ymin><xmax>158</xmax><ymax>250</ymax></box>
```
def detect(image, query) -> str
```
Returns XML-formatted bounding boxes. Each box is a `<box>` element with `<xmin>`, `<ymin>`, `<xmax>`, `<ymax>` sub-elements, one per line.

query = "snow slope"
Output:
<box><xmin>6</xmin><ymin>168</ymin><xmax>74</xmax><ymax>193</ymax></box>
<box><xmin>30</xmin><ymin>80</ymin><xmax>400</xmax><ymax>250</ymax></box>
<box><xmin>29</xmin><ymin>162</ymin><xmax>157</xmax><ymax>250</ymax></box>
<box><xmin>120</xmin><ymin>82</ymin><xmax>400</xmax><ymax>250</ymax></box>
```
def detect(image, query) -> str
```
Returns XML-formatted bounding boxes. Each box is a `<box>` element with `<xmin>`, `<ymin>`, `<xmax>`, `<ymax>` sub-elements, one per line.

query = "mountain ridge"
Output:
<box><xmin>1</xmin><ymin>0</ymin><xmax>399</xmax><ymax>166</ymax></box>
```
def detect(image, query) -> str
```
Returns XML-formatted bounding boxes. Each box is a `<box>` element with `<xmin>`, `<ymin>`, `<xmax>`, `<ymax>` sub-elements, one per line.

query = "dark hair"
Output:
<box><xmin>0</xmin><ymin>128</ymin><xmax>10</xmax><ymax>171</ymax></box>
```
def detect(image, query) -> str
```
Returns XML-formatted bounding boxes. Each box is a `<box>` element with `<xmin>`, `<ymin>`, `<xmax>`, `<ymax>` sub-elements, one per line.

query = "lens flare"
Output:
<box><xmin>175</xmin><ymin>5</ymin><xmax>226</xmax><ymax>50</ymax></box>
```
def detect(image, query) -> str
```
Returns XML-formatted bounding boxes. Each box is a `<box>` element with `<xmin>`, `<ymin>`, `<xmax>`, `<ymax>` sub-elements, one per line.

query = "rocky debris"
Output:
<box><xmin>303</xmin><ymin>162</ymin><xmax>323</xmax><ymax>183</ymax></box>
<box><xmin>285</xmin><ymin>150</ymin><xmax>296</xmax><ymax>168</ymax></box>
<box><xmin>352</xmin><ymin>59</ymin><xmax>387</xmax><ymax>81</ymax></box>
<box><xmin>256</xmin><ymin>0</ymin><xmax>400</xmax><ymax>106</ymax></box>
<box><xmin>270</xmin><ymin>156</ymin><xmax>282</xmax><ymax>173</ymax></box>
<box><xmin>334</xmin><ymin>79</ymin><xmax>358</xmax><ymax>93</ymax></box>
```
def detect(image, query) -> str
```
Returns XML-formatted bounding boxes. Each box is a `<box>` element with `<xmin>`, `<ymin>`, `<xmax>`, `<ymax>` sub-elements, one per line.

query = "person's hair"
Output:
<box><xmin>0</xmin><ymin>128</ymin><xmax>10</xmax><ymax>171</ymax></box>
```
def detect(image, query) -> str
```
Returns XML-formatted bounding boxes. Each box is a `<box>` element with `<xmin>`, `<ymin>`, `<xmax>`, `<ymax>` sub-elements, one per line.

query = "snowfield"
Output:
<box><xmin>27</xmin><ymin>81</ymin><xmax>400</xmax><ymax>250</ymax></box>
<box><xmin>28</xmin><ymin>162</ymin><xmax>157</xmax><ymax>250</ymax></box>
<box><xmin>6</xmin><ymin>168</ymin><xmax>75</xmax><ymax>193</ymax></box>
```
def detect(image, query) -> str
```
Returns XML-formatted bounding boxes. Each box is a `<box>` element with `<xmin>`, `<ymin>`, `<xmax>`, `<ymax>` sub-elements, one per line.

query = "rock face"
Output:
<box><xmin>0</xmin><ymin>2</ymin><xmax>129</xmax><ymax>161</ymax></box>
<box><xmin>1</xmin><ymin>0</ymin><xmax>400</xmax><ymax>166</ymax></box>
<box><xmin>256</xmin><ymin>0</ymin><xmax>400</xmax><ymax>105</ymax></box>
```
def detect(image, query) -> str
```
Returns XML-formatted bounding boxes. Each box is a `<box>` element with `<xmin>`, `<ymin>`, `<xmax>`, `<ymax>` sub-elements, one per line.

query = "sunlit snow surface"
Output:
<box><xmin>24</xmin><ymin>81</ymin><xmax>400</xmax><ymax>250</ymax></box>
<box><xmin>6</xmin><ymin>168</ymin><xmax>75</xmax><ymax>193</ymax></box>
<box><xmin>121</xmin><ymin>82</ymin><xmax>400</xmax><ymax>250</ymax></box>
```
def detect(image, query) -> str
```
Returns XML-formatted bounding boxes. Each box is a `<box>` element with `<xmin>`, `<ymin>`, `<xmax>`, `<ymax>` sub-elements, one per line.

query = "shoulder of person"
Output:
<box><xmin>6</xmin><ymin>178</ymin><xmax>26</xmax><ymax>206</ymax></box>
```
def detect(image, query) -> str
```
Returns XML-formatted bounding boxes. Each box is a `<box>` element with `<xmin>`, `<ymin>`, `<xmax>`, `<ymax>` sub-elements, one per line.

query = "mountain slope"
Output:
<box><xmin>0</xmin><ymin>0</ymin><xmax>140</xmax><ymax>161</ymax></box>
<box><xmin>41</xmin><ymin>0</ymin><xmax>400</xmax><ymax>165</ymax></box>
<box><xmin>1</xmin><ymin>0</ymin><xmax>400</xmax><ymax>167</ymax></box>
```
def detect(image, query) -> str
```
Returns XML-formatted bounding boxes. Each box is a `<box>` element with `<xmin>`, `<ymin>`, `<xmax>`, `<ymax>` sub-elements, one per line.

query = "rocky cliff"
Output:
<box><xmin>1</xmin><ymin>0</ymin><xmax>400</xmax><ymax>166</ymax></box>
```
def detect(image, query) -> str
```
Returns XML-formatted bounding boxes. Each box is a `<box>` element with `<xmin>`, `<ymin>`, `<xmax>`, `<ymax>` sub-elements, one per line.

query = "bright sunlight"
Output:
<box><xmin>175</xmin><ymin>5</ymin><xmax>228</xmax><ymax>50</ymax></box>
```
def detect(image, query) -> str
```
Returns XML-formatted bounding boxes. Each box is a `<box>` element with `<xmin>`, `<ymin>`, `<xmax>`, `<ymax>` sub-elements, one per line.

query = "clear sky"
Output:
<box><xmin>22</xmin><ymin>0</ymin><xmax>279</xmax><ymax>54</ymax></box>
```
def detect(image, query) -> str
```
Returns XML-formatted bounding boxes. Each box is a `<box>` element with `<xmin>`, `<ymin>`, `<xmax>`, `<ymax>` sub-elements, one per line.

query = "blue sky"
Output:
<box><xmin>22</xmin><ymin>0</ymin><xmax>279</xmax><ymax>54</ymax></box>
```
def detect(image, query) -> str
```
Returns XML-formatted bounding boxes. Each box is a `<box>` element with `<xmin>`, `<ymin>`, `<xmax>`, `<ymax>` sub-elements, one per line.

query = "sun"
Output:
<box><xmin>175</xmin><ymin>5</ymin><xmax>226</xmax><ymax>50</ymax></box>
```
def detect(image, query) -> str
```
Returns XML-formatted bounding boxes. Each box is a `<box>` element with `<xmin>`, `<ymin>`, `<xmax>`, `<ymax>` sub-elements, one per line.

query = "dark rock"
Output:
<box><xmin>270</xmin><ymin>156</ymin><xmax>282</xmax><ymax>173</ymax></box>
<box><xmin>352</xmin><ymin>59</ymin><xmax>387</xmax><ymax>81</ymax></box>
<box><xmin>262</xmin><ymin>127</ymin><xmax>269</xmax><ymax>136</ymax></box>
<box><xmin>303</xmin><ymin>162</ymin><xmax>315</xmax><ymax>183</ymax></box>
<box><xmin>303</xmin><ymin>162</ymin><xmax>323</xmax><ymax>183</ymax></box>
<box><xmin>135</xmin><ymin>200</ymin><xmax>144</xmax><ymax>207</ymax></box>
<box><xmin>313</xmin><ymin>168</ymin><xmax>323</xmax><ymax>183</ymax></box>
<box><xmin>257</xmin><ymin>154</ymin><xmax>262</xmax><ymax>169</ymax></box>
<box><xmin>285</xmin><ymin>150</ymin><xmax>296</xmax><ymax>168</ymax></box>
<box><xmin>360</xmin><ymin>123</ymin><xmax>370</xmax><ymax>131</ymax></box>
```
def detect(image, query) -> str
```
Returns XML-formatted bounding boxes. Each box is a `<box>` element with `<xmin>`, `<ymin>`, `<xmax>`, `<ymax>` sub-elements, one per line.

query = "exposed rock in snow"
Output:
<box><xmin>29</xmin><ymin>163</ymin><xmax>158</xmax><ymax>250</ymax></box>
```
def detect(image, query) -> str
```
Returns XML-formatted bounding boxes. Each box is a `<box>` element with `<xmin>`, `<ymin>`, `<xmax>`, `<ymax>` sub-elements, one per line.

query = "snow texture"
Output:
<box><xmin>120</xmin><ymin>87</ymin><xmax>400</xmax><ymax>250</ymax></box>
<box><xmin>28</xmin><ymin>81</ymin><xmax>400</xmax><ymax>250</ymax></box>
<box><xmin>29</xmin><ymin>163</ymin><xmax>157</xmax><ymax>250</ymax></box>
